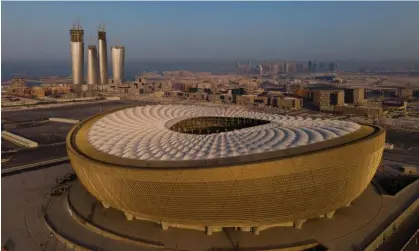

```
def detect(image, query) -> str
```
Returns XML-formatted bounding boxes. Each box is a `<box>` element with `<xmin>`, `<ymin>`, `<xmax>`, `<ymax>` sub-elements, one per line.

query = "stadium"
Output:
<box><xmin>66</xmin><ymin>104</ymin><xmax>385</xmax><ymax>235</ymax></box>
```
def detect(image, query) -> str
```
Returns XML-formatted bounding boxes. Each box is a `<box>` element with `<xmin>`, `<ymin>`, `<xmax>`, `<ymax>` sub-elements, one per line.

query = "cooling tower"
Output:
<box><xmin>98</xmin><ymin>29</ymin><xmax>108</xmax><ymax>85</ymax></box>
<box><xmin>70</xmin><ymin>26</ymin><xmax>84</xmax><ymax>85</ymax></box>
<box><xmin>87</xmin><ymin>46</ymin><xmax>99</xmax><ymax>86</ymax></box>
<box><xmin>111</xmin><ymin>46</ymin><xmax>125</xmax><ymax>85</ymax></box>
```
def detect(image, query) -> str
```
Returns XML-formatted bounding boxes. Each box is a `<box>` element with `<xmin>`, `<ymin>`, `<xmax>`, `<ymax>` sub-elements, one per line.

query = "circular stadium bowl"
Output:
<box><xmin>67</xmin><ymin>105</ymin><xmax>385</xmax><ymax>232</ymax></box>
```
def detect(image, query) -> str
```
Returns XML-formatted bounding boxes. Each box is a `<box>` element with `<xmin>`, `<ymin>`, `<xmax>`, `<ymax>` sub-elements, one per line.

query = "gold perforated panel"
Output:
<box><xmin>67</xmin><ymin>111</ymin><xmax>385</xmax><ymax>228</ymax></box>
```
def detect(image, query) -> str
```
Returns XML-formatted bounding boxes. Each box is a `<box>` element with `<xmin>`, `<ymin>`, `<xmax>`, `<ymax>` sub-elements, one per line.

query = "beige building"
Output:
<box><xmin>30</xmin><ymin>86</ymin><xmax>46</xmax><ymax>97</ymax></box>
<box><xmin>136</xmin><ymin>77</ymin><xmax>173</xmax><ymax>94</ymax></box>
<box><xmin>344</xmin><ymin>88</ymin><xmax>365</xmax><ymax>105</ymax></box>
<box><xmin>269</xmin><ymin>95</ymin><xmax>303</xmax><ymax>110</ymax></box>
<box><xmin>235</xmin><ymin>95</ymin><xmax>256</xmax><ymax>106</ymax></box>
<box><xmin>281</xmin><ymin>97</ymin><xmax>303</xmax><ymax>110</ymax></box>
<box><xmin>399</xmin><ymin>88</ymin><xmax>413</xmax><ymax>98</ymax></box>
<box><xmin>208</xmin><ymin>94</ymin><xmax>222</xmax><ymax>102</ymax></box>
<box><xmin>313</xmin><ymin>90</ymin><xmax>345</xmax><ymax>109</ymax></box>
<box><xmin>335</xmin><ymin>105</ymin><xmax>384</xmax><ymax>118</ymax></box>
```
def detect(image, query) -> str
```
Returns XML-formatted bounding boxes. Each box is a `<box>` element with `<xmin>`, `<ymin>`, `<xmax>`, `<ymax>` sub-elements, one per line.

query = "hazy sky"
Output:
<box><xmin>2</xmin><ymin>1</ymin><xmax>419</xmax><ymax>62</ymax></box>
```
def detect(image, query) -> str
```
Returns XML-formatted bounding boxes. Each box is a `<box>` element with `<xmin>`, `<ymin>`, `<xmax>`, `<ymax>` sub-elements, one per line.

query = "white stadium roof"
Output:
<box><xmin>88</xmin><ymin>105</ymin><xmax>361</xmax><ymax>161</ymax></box>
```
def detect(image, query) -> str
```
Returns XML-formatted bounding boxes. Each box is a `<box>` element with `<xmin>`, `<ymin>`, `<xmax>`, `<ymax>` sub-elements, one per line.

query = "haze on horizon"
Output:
<box><xmin>2</xmin><ymin>1</ymin><xmax>419</xmax><ymax>62</ymax></box>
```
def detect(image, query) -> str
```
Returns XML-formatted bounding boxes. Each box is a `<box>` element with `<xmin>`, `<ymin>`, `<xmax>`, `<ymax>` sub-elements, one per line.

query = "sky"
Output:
<box><xmin>1</xmin><ymin>1</ymin><xmax>419</xmax><ymax>62</ymax></box>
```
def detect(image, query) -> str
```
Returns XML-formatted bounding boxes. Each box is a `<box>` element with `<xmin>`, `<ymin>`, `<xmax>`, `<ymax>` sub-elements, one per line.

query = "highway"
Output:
<box><xmin>377</xmin><ymin>208</ymin><xmax>419</xmax><ymax>251</ymax></box>
<box><xmin>1</xmin><ymin>157</ymin><xmax>69</xmax><ymax>176</ymax></box>
<box><xmin>402</xmin><ymin>230</ymin><xmax>419</xmax><ymax>251</ymax></box>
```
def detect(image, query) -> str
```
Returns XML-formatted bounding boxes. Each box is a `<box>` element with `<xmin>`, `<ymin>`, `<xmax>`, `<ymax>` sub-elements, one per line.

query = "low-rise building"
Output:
<box><xmin>208</xmin><ymin>94</ymin><xmax>222</xmax><ymax>103</ymax></box>
<box><xmin>382</xmin><ymin>99</ymin><xmax>407</xmax><ymax>112</ymax></box>
<box><xmin>270</xmin><ymin>96</ymin><xmax>303</xmax><ymax>110</ymax></box>
<box><xmin>294</xmin><ymin>89</ymin><xmax>309</xmax><ymax>98</ymax></box>
<box><xmin>136</xmin><ymin>77</ymin><xmax>173</xmax><ymax>94</ymax></box>
<box><xmin>254</xmin><ymin>96</ymin><xmax>268</xmax><ymax>106</ymax></box>
<box><xmin>235</xmin><ymin>94</ymin><xmax>255</xmax><ymax>106</ymax></box>
<box><xmin>398</xmin><ymin>88</ymin><xmax>413</xmax><ymax>98</ymax></box>
<box><xmin>400</xmin><ymin>165</ymin><xmax>417</xmax><ymax>175</ymax></box>
<box><xmin>335</xmin><ymin>105</ymin><xmax>384</xmax><ymax>118</ymax></box>
<box><xmin>313</xmin><ymin>90</ymin><xmax>344</xmax><ymax>109</ymax></box>
<box><xmin>344</xmin><ymin>88</ymin><xmax>365</xmax><ymax>105</ymax></box>
<box><xmin>31</xmin><ymin>86</ymin><xmax>45</xmax><ymax>97</ymax></box>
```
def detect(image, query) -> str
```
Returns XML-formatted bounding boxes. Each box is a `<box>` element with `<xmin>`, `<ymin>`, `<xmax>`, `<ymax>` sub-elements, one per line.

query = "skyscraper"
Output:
<box><xmin>87</xmin><ymin>45</ymin><xmax>99</xmax><ymax>86</ymax></box>
<box><xmin>257</xmin><ymin>64</ymin><xmax>263</xmax><ymax>76</ymax></box>
<box><xmin>70</xmin><ymin>23</ymin><xmax>84</xmax><ymax>85</ymax></box>
<box><xmin>329</xmin><ymin>62</ymin><xmax>335</xmax><ymax>73</ymax></box>
<box><xmin>111</xmin><ymin>46</ymin><xmax>125</xmax><ymax>85</ymax></box>
<box><xmin>98</xmin><ymin>25</ymin><xmax>109</xmax><ymax>85</ymax></box>
<box><xmin>283</xmin><ymin>63</ymin><xmax>289</xmax><ymax>74</ymax></box>
<box><xmin>313</xmin><ymin>61</ymin><xmax>318</xmax><ymax>73</ymax></box>
<box><xmin>308</xmin><ymin>61</ymin><xmax>313</xmax><ymax>73</ymax></box>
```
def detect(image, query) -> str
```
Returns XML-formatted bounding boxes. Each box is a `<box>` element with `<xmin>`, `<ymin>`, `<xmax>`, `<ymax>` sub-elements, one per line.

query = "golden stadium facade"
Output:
<box><xmin>66</xmin><ymin>105</ymin><xmax>385</xmax><ymax>235</ymax></box>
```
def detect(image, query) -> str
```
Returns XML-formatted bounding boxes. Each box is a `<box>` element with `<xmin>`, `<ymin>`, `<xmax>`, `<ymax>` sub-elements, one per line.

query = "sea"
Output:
<box><xmin>2</xmin><ymin>60</ymin><xmax>419</xmax><ymax>83</ymax></box>
<box><xmin>1</xmin><ymin>61</ymin><xmax>238</xmax><ymax>82</ymax></box>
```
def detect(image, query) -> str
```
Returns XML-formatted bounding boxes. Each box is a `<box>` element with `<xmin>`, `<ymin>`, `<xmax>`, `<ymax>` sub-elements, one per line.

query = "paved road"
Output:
<box><xmin>386</xmin><ymin>130</ymin><xmax>419</xmax><ymax>149</ymax></box>
<box><xmin>2</xmin><ymin>144</ymin><xmax>68</xmax><ymax>169</ymax></box>
<box><xmin>2</xmin><ymin>99</ymin><xmax>140</xmax><ymax>122</ymax></box>
<box><xmin>1</xmin><ymin>157</ymin><xmax>69</xmax><ymax>175</ymax></box>
<box><xmin>376</xmin><ymin>208</ymin><xmax>419</xmax><ymax>251</ymax></box>
<box><xmin>402</xmin><ymin>230</ymin><xmax>419</xmax><ymax>251</ymax></box>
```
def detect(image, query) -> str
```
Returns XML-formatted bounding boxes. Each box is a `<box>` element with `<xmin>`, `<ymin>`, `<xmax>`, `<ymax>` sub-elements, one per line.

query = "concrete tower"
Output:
<box><xmin>70</xmin><ymin>23</ymin><xmax>84</xmax><ymax>86</ymax></box>
<box><xmin>111</xmin><ymin>45</ymin><xmax>125</xmax><ymax>85</ymax></box>
<box><xmin>98</xmin><ymin>24</ymin><xmax>108</xmax><ymax>85</ymax></box>
<box><xmin>87</xmin><ymin>45</ymin><xmax>99</xmax><ymax>85</ymax></box>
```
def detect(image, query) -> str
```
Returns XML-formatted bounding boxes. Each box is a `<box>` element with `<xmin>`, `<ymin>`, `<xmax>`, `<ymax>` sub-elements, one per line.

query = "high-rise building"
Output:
<box><xmin>87</xmin><ymin>45</ymin><xmax>99</xmax><ymax>86</ymax></box>
<box><xmin>283</xmin><ymin>63</ymin><xmax>289</xmax><ymax>73</ymax></box>
<box><xmin>313</xmin><ymin>61</ymin><xmax>318</xmax><ymax>73</ymax></box>
<box><xmin>271</xmin><ymin>64</ymin><xmax>279</xmax><ymax>75</ymax></box>
<box><xmin>98</xmin><ymin>25</ymin><xmax>109</xmax><ymax>85</ymax></box>
<box><xmin>329</xmin><ymin>62</ymin><xmax>335</xmax><ymax>72</ymax></box>
<box><xmin>70</xmin><ymin>23</ymin><xmax>84</xmax><ymax>85</ymax></box>
<box><xmin>296</xmin><ymin>63</ymin><xmax>304</xmax><ymax>73</ymax></box>
<box><xmin>308</xmin><ymin>61</ymin><xmax>312</xmax><ymax>73</ymax></box>
<box><xmin>111</xmin><ymin>46</ymin><xmax>125</xmax><ymax>85</ymax></box>
<box><xmin>257</xmin><ymin>64</ymin><xmax>263</xmax><ymax>76</ymax></box>
<box><xmin>246</xmin><ymin>60</ymin><xmax>251</xmax><ymax>74</ymax></box>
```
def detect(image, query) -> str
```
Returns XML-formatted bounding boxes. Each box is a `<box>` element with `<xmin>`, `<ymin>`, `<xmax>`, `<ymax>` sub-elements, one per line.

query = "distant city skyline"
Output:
<box><xmin>2</xmin><ymin>1</ymin><xmax>419</xmax><ymax>62</ymax></box>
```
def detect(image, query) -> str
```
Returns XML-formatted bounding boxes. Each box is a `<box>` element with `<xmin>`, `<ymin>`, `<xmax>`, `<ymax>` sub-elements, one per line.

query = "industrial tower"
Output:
<box><xmin>98</xmin><ymin>24</ymin><xmax>108</xmax><ymax>85</ymax></box>
<box><xmin>70</xmin><ymin>22</ymin><xmax>84</xmax><ymax>86</ymax></box>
